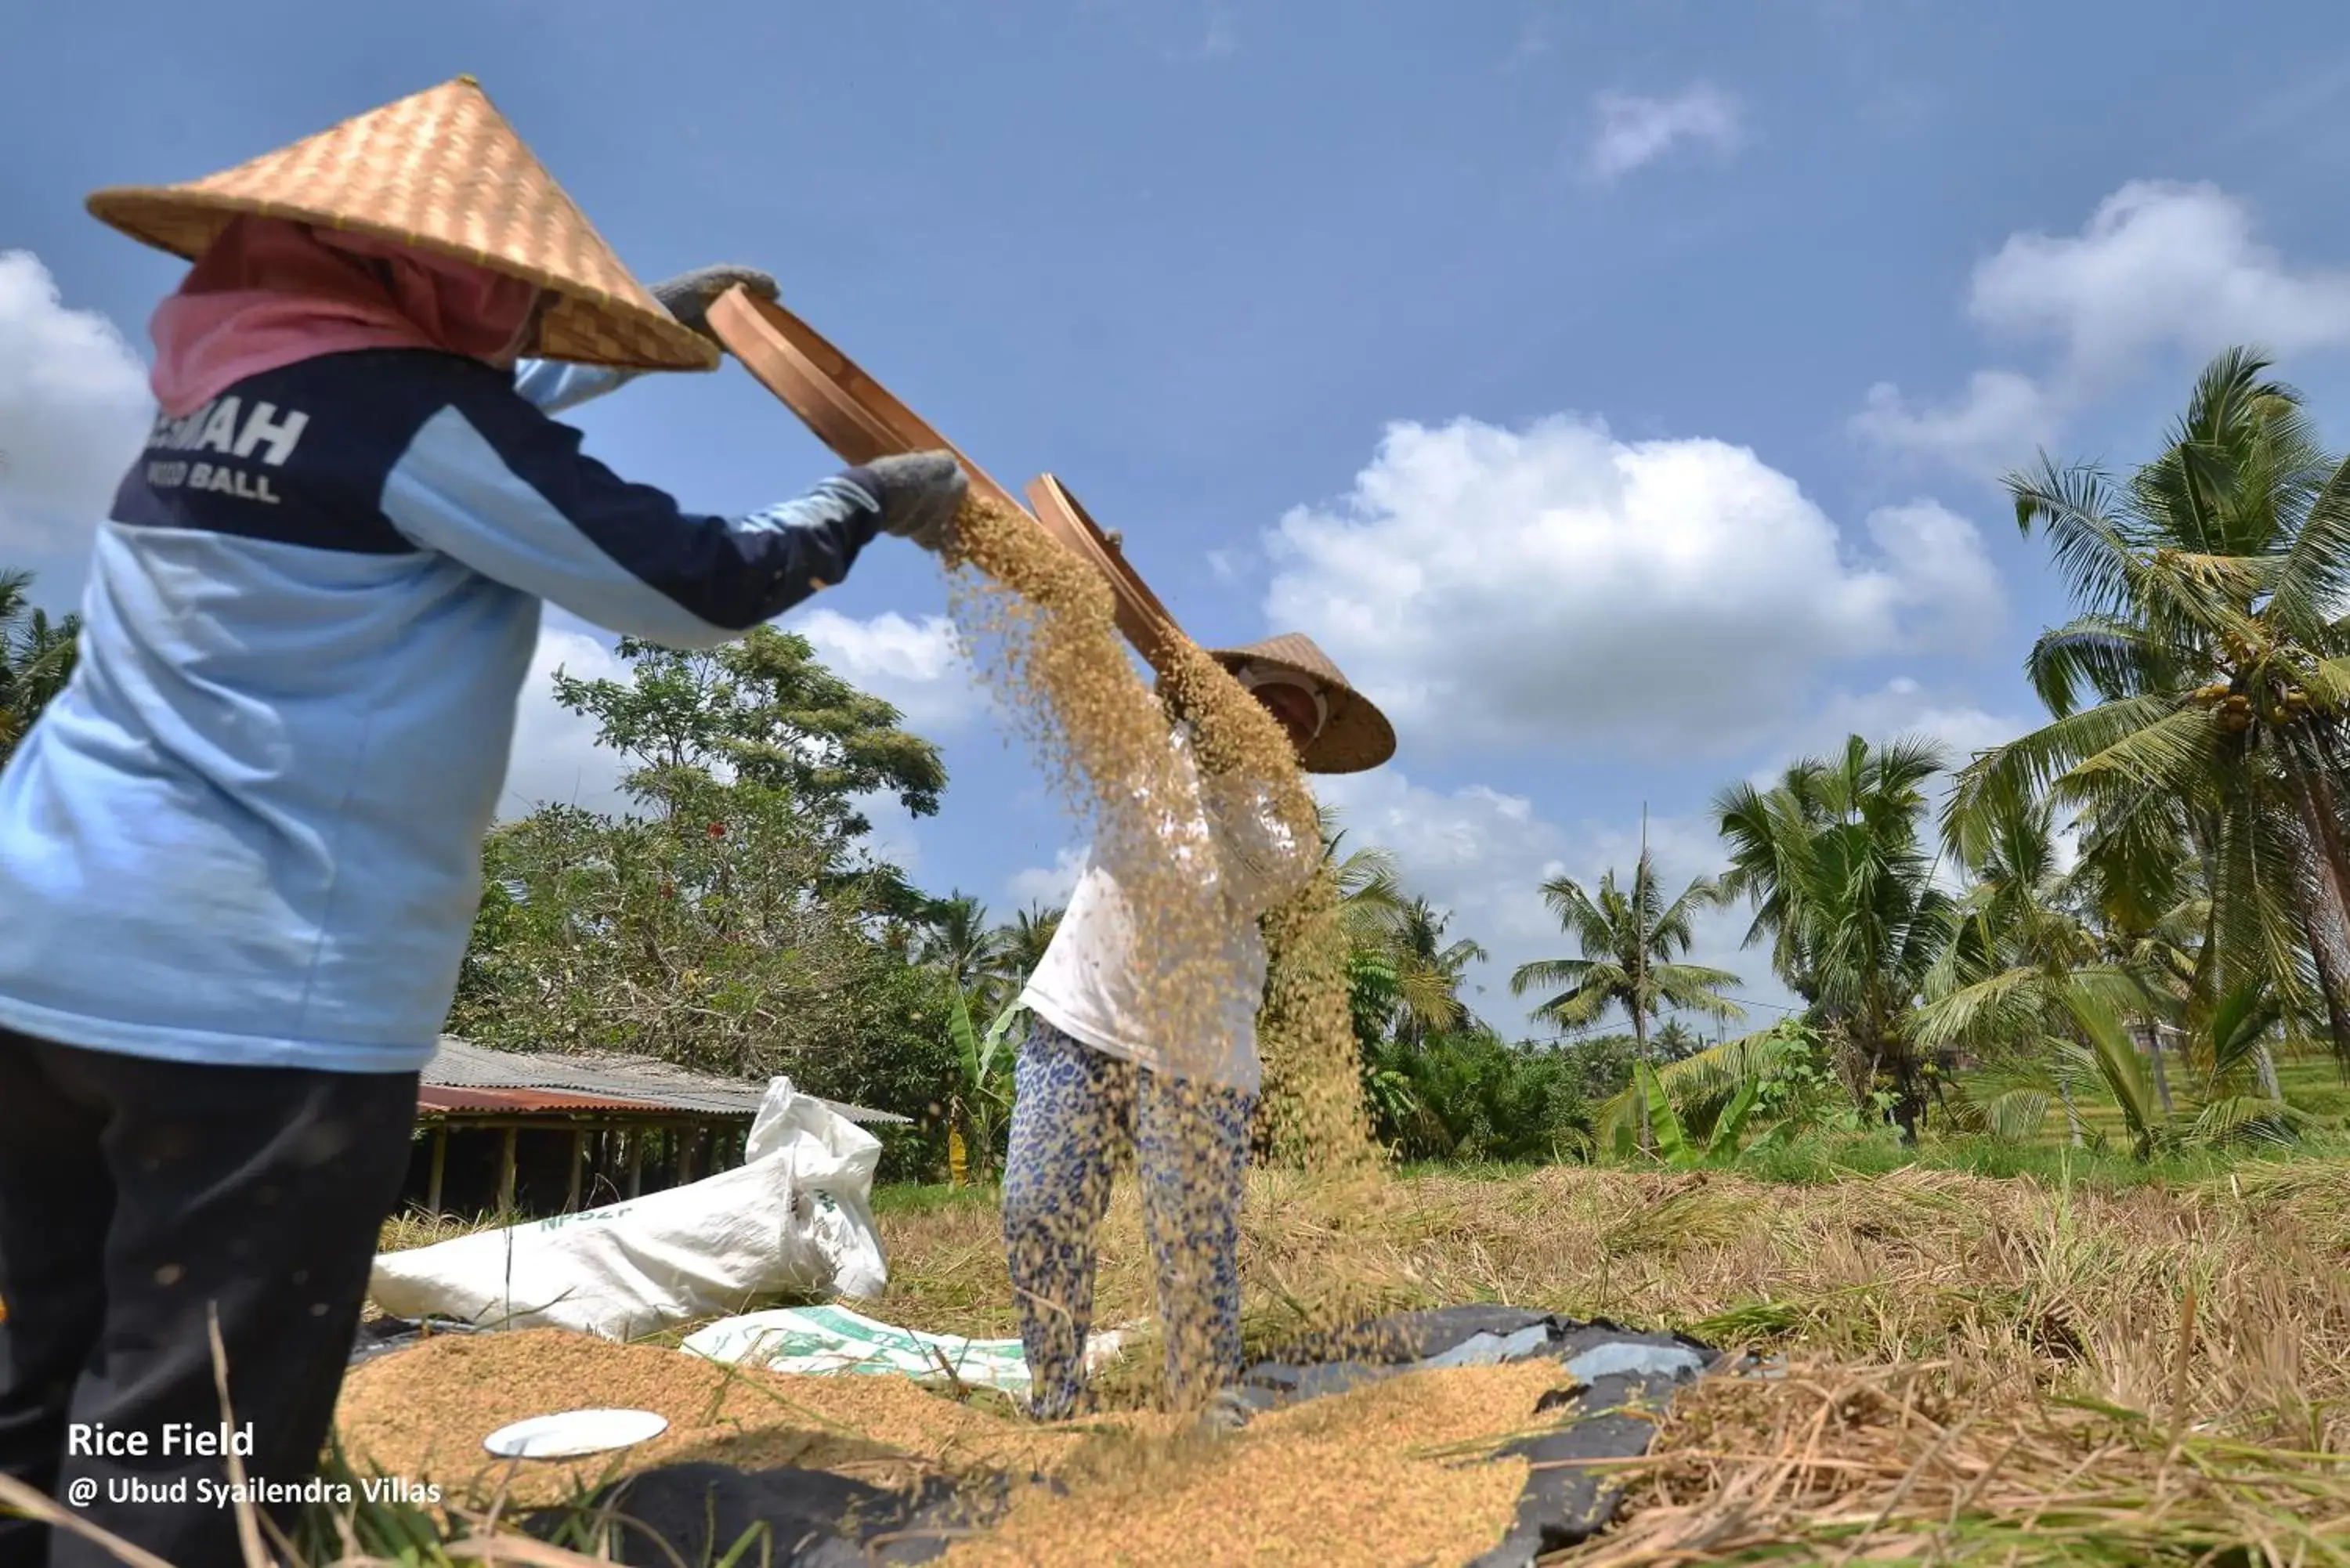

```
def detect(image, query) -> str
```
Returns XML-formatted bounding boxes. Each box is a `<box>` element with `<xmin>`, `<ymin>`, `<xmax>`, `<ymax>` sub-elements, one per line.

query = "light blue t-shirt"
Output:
<box><xmin>0</xmin><ymin>351</ymin><xmax>893</xmax><ymax>1074</ymax></box>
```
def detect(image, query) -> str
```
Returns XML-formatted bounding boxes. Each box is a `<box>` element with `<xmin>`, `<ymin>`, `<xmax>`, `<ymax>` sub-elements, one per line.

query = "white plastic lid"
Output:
<box><xmin>482</xmin><ymin>1407</ymin><xmax>670</xmax><ymax>1460</ymax></box>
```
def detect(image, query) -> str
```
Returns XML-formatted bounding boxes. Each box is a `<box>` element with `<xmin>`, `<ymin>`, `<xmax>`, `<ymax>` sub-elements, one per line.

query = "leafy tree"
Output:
<box><xmin>945</xmin><ymin>986</ymin><xmax>1024</xmax><ymax>1183</ymax></box>
<box><xmin>1594</xmin><ymin>1018</ymin><xmax>1853</xmax><ymax>1160</ymax></box>
<box><xmin>1509</xmin><ymin>846</ymin><xmax>1742</xmax><ymax>1152</ymax></box>
<box><xmin>1651</xmin><ymin>1017</ymin><xmax>1704</xmax><ymax>1062</ymax></box>
<box><xmin>1362</xmin><ymin>1028</ymin><xmax>1600</xmax><ymax>1163</ymax></box>
<box><xmin>1386</xmin><ymin>898</ymin><xmax>1489</xmax><ymax>1047</ymax></box>
<box><xmin>1715</xmin><ymin>735</ymin><xmax>1955</xmax><ymax>1140</ymax></box>
<box><xmin>550</xmin><ymin>627</ymin><xmax>945</xmax><ymax>839</ymax></box>
<box><xmin>1318</xmin><ymin>804</ymin><xmax>1408</xmax><ymax>943</ymax></box>
<box><xmin>454</xmin><ymin>634</ymin><xmax>962</xmax><ymax>1172</ymax></box>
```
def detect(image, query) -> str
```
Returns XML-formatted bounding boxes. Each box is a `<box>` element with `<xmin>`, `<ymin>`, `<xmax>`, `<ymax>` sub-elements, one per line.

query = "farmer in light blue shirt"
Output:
<box><xmin>0</xmin><ymin>78</ymin><xmax>966</xmax><ymax>1568</ymax></box>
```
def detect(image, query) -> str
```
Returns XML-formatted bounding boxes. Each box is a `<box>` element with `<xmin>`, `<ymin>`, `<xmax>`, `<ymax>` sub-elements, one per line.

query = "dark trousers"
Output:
<box><xmin>0</xmin><ymin>1029</ymin><xmax>417</xmax><ymax>1568</ymax></box>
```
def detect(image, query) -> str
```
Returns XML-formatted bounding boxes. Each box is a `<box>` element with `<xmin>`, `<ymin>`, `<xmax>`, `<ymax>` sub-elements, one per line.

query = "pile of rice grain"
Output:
<box><xmin>941</xmin><ymin>1360</ymin><xmax>1569</xmax><ymax>1567</ymax></box>
<box><xmin>336</xmin><ymin>1331</ymin><xmax>1567</xmax><ymax>1566</ymax></box>
<box><xmin>332</xmin><ymin>1328</ymin><xmax>1075</xmax><ymax>1509</ymax></box>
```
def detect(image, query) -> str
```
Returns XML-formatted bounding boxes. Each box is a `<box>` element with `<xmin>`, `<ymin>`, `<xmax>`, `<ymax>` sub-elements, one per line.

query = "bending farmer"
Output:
<box><xmin>0</xmin><ymin>78</ymin><xmax>965</xmax><ymax>1568</ymax></box>
<box><xmin>1006</xmin><ymin>634</ymin><xmax>1396</xmax><ymax>1418</ymax></box>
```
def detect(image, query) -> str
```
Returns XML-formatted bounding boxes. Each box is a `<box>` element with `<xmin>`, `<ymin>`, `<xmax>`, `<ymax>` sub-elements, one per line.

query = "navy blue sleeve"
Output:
<box><xmin>376</xmin><ymin>384</ymin><xmax>887</xmax><ymax>646</ymax></box>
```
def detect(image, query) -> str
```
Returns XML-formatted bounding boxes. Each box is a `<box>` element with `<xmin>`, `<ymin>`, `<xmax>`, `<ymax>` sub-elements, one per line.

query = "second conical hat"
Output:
<box><xmin>85</xmin><ymin>77</ymin><xmax>717</xmax><ymax>373</ymax></box>
<box><xmin>1207</xmin><ymin>632</ymin><xmax>1397</xmax><ymax>774</ymax></box>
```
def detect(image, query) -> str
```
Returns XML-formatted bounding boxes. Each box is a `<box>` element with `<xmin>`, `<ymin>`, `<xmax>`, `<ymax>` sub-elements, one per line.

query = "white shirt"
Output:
<box><xmin>1020</xmin><ymin>734</ymin><xmax>1314</xmax><ymax>1093</ymax></box>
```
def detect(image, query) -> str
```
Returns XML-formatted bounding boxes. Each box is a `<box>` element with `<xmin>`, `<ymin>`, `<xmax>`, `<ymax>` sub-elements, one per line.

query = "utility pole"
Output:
<box><xmin>1634</xmin><ymin>804</ymin><xmax>1654</xmax><ymax>1157</ymax></box>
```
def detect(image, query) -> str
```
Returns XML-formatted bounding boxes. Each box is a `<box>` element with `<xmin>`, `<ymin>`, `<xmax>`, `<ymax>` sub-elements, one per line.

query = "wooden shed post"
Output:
<box><xmin>677</xmin><ymin>1125</ymin><xmax>698</xmax><ymax>1186</ymax></box>
<box><xmin>626</xmin><ymin>1129</ymin><xmax>644</xmax><ymax>1198</ymax></box>
<box><xmin>566</xmin><ymin>1128</ymin><xmax>586</xmax><ymax>1212</ymax></box>
<box><xmin>425</xmin><ymin>1125</ymin><xmax>448</xmax><ymax>1217</ymax></box>
<box><xmin>497</xmin><ymin>1126</ymin><xmax>518</xmax><ymax>1215</ymax></box>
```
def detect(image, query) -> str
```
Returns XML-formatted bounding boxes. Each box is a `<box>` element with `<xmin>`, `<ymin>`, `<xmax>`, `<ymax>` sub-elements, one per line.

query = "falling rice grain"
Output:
<box><xmin>941</xmin><ymin>493</ymin><xmax>1379</xmax><ymax>1404</ymax></box>
<box><xmin>941</xmin><ymin>495</ymin><xmax>1366</xmax><ymax>1165</ymax></box>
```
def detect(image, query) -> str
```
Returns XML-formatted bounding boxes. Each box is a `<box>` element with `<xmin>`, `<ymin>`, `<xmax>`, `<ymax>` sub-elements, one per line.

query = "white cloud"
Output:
<box><xmin>1318</xmin><ymin>768</ymin><xmax>1790</xmax><ymax>1036</ymax></box>
<box><xmin>1585</xmin><ymin>85</ymin><xmax>1744</xmax><ymax>182</ymax></box>
<box><xmin>1857</xmin><ymin>182</ymin><xmax>2350</xmax><ymax>471</ymax></box>
<box><xmin>1006</xmin><ymin>847</ymin><xmax>1087</xmax><ymax>909</ymax></box>
<box><xmin>1503</xmin><ymin>14</ymin><xmax>1555</xmax><ymax>69</ymax></box>
<box><xmin>1857</xmin><ymin>500</ymin><xmax>2008</xmax><ymax>657</ymax></box>
<box><xmin>1849</xmin><ymin>370</ymin><xmax>2059</xmax><ymax>475</ymax></box>
<box><xmin>858</xmin><ymin>792</ymin><xmax>925</xmax><ymax>876</ymax></box>
<box><xmin>1262</xmin><ymin>414</ymin><xmax>2002</xmax><ymax>758</ymax></box>
<box><xmin>1198</xmin><ymin>6</ymin><xmax>1237</xmax><ymax>59</ymax></box>
<box><xmin>0</xmin><ymin>251</ymin><xmax>151</xmax><ymax>562</ymax></box>
<box><xmin>499</xmin><ymin>625</ymin><xmax>631</xmax><ymax>819</ymax></box>
<box><xmin>1968</xmin><ymin>181</ymin><xmax>2350</xmax><ymax>372</ymax></box>
<box><xmin>1765</xmin><ymin>677</ymin><xmax>2025</xmax><ymax>780</ymax></box>
<box><xmin>794</xmin><ymin>608</ymin><xmax>974</xmax><ymax>734</ymax></box>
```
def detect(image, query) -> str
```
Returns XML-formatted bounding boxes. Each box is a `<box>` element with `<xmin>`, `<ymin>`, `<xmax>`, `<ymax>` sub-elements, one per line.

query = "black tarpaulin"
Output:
<box><xmin>499</xmin><ymin>1305</ymin><xmax>1725</xmax><ymax>1566</ymax></box>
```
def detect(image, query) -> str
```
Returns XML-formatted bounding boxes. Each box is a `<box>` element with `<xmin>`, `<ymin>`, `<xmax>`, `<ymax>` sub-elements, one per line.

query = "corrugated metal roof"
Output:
<box><xmin>421</xmin><ymin>1037</ymin><xmax>910</xmax><ymax>1125</ymax></box>
<box><xmin>418</xmin><ymin>1085</ymin><xmax>673</xmax><ymax>1116</ymax></box>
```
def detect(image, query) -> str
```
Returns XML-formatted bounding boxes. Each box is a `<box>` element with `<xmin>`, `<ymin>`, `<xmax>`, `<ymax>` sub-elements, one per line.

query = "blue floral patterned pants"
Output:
<box><xmin>1002</xmin><ymin>1018</ymin><xmax>1256</xmax><ymax>1419</ymax></box>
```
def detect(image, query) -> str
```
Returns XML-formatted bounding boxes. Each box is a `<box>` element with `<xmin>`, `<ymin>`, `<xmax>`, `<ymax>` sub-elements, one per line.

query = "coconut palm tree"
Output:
<box><xmin>0</xmin><ymin>569</ymin><xmax>79</xmax><ymax>764</ymax></box>
<box><xmin>1386</xmin><ymin>897</ymin><xmax>1489</xmax><ymax>1046</ymax></box>
<box><xmin>1950</xmin><ymin>349</ymin><xmax>2350</xmax><ymax>1066</ymax></box>
<box><xmin>1651</xmin><ymin>1017</ymin><xmax>1703</xmax><ymax>1061</ymax></box>
<box><xmin>1509</xmin><ymin>845</ymin><xmax>1742</xmax><ymax>1152</ymax></box>
<box><xmin>1316</xmin><ymin>803</ymin><xmax>1408</xmax><ymax>944</ymax></box>
<box><xmin>995</xmin><ymin>902</ymin><xmax>1065</xmax><ymax>989</ymax></box>
<box><xmin>1921</xmin><ymin>779</ymin><xmax>2153</xmax><ymax>1145</ymax></box>
<box><xmin>920</xmin><ymin>891</ymin><xmax>1012</xmax><ymax>998</ymax></box>
<box><xmin>1930</xmin><ymin>788</ymin><xmax>2303</xmax><ymax>1157</ymax></box>
<box><xmin>1716</xmin><ymin>734</ymin><xmax>1957</xmax><ymax>1140</ymax></box>
<box><xmin>2063</xmin><ymin>797</ymin><xmax>2294</xmax><ymax>1105</ymax></box>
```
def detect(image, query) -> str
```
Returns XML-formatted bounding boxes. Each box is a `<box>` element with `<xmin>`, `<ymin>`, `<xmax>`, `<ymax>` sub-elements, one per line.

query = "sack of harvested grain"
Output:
<box><xmin>367</xmin><ymin>1078</ymin><xmax>886</xmax><ymax>1339</ymax></box>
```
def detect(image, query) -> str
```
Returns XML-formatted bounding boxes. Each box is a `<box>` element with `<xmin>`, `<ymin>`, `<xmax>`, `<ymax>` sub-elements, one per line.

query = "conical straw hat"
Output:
<box><xmin>1208</xmin><ymin>632</ymin><xmax>1396</xmax><ymax>775</ymax></box>
<box><xmin>86</xmin><ymin>76</ymin><xmax>717</xmax><ymax>373</ymax></box>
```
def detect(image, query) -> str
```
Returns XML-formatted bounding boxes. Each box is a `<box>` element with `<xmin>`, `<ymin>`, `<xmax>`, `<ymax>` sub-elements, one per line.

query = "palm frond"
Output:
<box><xmin>2002</xmin><ymin>455</ymin><xmax>2144</xmax><ymax>620</ymax></box>
<box><xmin>2059</xmin><ymin>987</ymin><xmax>2166</xmax><ymax>1147</ymax></box>
<box><xmin>2190</xmin><ymin>1094</ymin><xmax>2303</xmax><ymax>1148</ymax></box>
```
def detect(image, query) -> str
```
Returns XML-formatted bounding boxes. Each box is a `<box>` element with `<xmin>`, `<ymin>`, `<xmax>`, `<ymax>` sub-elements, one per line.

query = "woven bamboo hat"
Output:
<box><xmin>85</xmin><ymin>76</ymin><xmax>717</xmax><ymax>374</ymax></box>
<box><xmin>1209</xmin><ymin>633</ymin><xmax>1396</xmax><ymax>775</ymax></box>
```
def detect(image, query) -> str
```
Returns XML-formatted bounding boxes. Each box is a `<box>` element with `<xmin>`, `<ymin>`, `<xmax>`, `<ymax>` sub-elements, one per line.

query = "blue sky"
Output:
<box><xmin>10</xmin><ymin>1</ymin><xmax>2350</xmax><ymax>1035</ymax></box>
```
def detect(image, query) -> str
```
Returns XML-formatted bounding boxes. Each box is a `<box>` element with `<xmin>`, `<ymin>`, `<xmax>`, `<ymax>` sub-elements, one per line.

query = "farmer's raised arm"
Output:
<box><xmin>381</xmin><ymin>385</ymin><xmax>963</xmax><ymax>647</ymax></box>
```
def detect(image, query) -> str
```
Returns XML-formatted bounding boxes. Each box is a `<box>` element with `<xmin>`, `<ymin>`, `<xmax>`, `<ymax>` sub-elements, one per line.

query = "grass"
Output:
<box><xmin>871</xmin><ymin>1180</ymin><xmax>1000</xmax><ymax>1217</ymax></box>
<box><xmin>1724</xmin><ymin>1129</ymin><xmax>2342</xmax><ymax>1188</ymax></box>
<box><xmin>1965</xmin><ymin>1049</ymin><xmax>2350</xmax><ymax>1147</ymax></box>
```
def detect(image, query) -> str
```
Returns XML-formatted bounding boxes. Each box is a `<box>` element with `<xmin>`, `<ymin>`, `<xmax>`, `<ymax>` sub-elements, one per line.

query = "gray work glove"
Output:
<box><xmin>858</xmin><ymin>451</ymin><xmax>967</xmax><ymax>553</ymax></box>
<box><xmin>649</xmin><ymin>266</ymin><xmax>780</xmax><ymax>341</ymax></box>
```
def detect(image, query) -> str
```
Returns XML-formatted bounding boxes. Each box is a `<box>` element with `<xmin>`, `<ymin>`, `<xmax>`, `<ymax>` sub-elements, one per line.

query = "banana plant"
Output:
<box><xmin>1601</xmin><ymin>1023</ymin><xmax>1810</xmax><ymax>1165</ymax></box>
<box><xmin>1610</xmin><ymin>1059</ymin><xmax>1765</xmax><ymax>1169</ymax></box>
<box><xmin>947</xmin><ymin>987</ymin><xmax>1025</xmax><ymax>1185</ymax></box>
